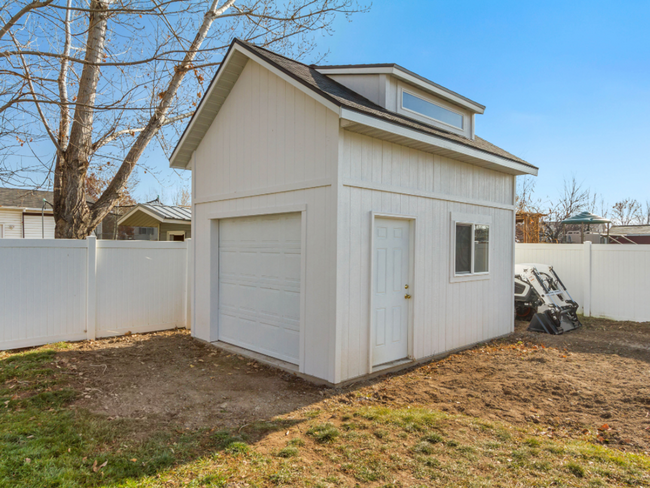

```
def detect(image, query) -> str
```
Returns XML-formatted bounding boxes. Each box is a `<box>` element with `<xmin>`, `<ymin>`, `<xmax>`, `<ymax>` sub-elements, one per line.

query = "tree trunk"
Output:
<box><xmin>53</xmin><ymin>0</ymin><xmax>110</xmax><ymax>239</ymax></box>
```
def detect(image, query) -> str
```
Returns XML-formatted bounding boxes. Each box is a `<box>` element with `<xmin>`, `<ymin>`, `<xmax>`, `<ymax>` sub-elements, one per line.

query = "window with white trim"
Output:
<box><xmin>454</xmin><ymin>222</ymin><xmax>490</xmax><ymax>275</ymax></box>
<box><xmin>402</xmin><ymin>91</ymin><xmax>464</xmax><ymax>129</ymax></box>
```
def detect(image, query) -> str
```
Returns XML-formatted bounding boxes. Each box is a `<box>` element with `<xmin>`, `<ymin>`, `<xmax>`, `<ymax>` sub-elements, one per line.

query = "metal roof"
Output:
<box><xmin>117</xmin><ymin>202</ymin><xmax>191</xmax><ymax>226</ymax></box>
<box><xmin>561</xmin><ymin>211</ymin><xmax>611</xmax><ymax>225</ymax></box>
<box><xmin>609</xmin><ymin>225</ymin><xmax>650</xmax><ymax>236</ymax></box>
<box><xmin>141</xmin><ymin>203</ymin><xmax>191</xmax><ymax>221</ymax></box>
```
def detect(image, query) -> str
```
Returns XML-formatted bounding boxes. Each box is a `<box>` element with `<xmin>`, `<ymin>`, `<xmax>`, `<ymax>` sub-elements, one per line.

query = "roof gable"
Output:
<box><xmin>118</xmin><ymin>203</ymin><xmax>191</xmax><ymax>226</ymax></box>
<box><xmin>170</xmin><ymin>39</ymin><xmax>537</xmax><ymax>176</ymax></box>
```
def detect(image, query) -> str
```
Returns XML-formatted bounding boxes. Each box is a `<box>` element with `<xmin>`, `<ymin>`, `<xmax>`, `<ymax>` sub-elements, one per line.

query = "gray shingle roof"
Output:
<box><xmin>236</xmin><ymin>40</ymin><xmax>535</xmax><ymax>169</ymax></box>
<box><xmin>0</xmin><ymin>187</ymin><xmax>53</xmax><ymax>209</ymax></box>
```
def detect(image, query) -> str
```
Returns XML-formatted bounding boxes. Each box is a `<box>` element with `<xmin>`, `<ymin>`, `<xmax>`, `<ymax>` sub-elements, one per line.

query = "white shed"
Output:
<box><xmin>170</xmin><ymin>39</ymin><xmax>538</xmax><ymax>385</ymax></box>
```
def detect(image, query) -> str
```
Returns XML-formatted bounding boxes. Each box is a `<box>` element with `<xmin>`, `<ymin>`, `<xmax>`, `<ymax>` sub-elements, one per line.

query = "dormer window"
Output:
<box><xmin>402</xmin><ymin>91</ymin><xmax>464</xmax><ymax>129</ymax></box>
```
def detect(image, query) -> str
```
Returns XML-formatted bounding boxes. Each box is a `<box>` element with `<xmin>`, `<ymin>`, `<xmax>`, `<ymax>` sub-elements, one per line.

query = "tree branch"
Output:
<box><xmin>91</xmin><ymin>111</ymin><xmax>194</xmax><ymax>151</ymax></box>
<box><xmin>0</xmin><ymin>0</ymin><xmax>54</xmax><ymax>42</ymax></box>
<box><xmin>91</xmin><ymin>0</ymin><xmax>237</xmax><ymax>226</ymax></box>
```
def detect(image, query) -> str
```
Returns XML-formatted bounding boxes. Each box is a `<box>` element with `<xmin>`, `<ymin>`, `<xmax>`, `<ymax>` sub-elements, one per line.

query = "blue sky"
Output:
<box><xmin>136</xmin><ymin>0</ymin><xmax>650</xmax><ymax>206</ymax></box>
<box><xmin>319</xmin><ymin>0</ymin><xmax>650</xmax><ymax>206</ymax></box>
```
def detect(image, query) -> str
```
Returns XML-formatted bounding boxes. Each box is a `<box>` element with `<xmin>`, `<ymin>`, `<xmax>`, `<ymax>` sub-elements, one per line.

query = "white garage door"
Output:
<box><xmin>218</xmin><ymin>213</ymin><xmax>301</xmax><ymax>364</ymax></box>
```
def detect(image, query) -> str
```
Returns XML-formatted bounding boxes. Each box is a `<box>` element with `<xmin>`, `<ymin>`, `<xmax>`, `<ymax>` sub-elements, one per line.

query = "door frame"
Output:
<box><xmin>207</xmin><ymin>204</ymin><xmax>308</xmax><ymax>372</ymax></box>
<box><xmin>167</xmin><ymin>230</ymin><xmax>186</xmax><ymax>241</ymax></box>
<box><xmin>368</xmin><ymin>212</ymin><xmax>417</xmax><ymax>373</ymax></box>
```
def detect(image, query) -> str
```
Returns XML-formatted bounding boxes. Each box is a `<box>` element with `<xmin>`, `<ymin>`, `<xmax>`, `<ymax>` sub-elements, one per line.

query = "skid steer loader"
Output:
<box><xmin>514</xmin><ymin>263</ymin><xmax>582</xmax><ymax>335</ymax></box>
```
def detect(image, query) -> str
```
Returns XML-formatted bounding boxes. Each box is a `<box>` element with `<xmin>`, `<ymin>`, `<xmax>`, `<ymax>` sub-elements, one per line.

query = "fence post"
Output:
<box><xmin>583</xmin><ymin>241</ymin><xmax>592</xmax><ymax>317</ymax></box>
<box><xmin>86</xmin><ymin>236</ymin><xmax>97</xmax><ymax>341</ymax></box>
<box><xmin>185</xmin><ymin>238</ymin><xmax>192</xmax><ymax>330</ymax></box>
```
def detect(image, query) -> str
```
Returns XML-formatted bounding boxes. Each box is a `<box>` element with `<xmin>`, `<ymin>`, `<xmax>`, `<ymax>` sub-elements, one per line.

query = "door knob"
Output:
<box><xmin>404</xmin><ymin>294</ymin><xmax>412</xmax><ymax>299</ymax></box>
<box><xmin>404</xmin><ymin>284</ymin><xmax>409</xmax><ymax>289</ymax></box>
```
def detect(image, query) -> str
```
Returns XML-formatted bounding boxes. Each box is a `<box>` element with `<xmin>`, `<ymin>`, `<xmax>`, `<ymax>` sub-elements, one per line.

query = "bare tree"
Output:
<box><xmin>171</xmin><ymin>184</ymin><xmax>190</xmax><ymax>206</ymax></box>
<box><xmin>515</xmin><ymin>175</ymin><xmax>541</xmax><ymax>213</ymax></box>
<box><xmin>541</xmin><ymin>176</ymin><xmax>591</xmax><ymax>242</ymax></box>
<box><xmin>611</xmin><ymin>198</ymin><xmax>642</xmax><ymax>226</ymax></box>
<box><xmin>643</xmin><ymin>201</ymin><xmax>650</xmax><ymax>225</ymax></box>
<box><xmin>1</xmin><ymin>0</ymin><xmax>366</xmax><ymax>238</ymax></box>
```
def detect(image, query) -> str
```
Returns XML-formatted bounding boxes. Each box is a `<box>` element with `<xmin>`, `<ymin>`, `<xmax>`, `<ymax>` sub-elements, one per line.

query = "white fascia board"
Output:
<box><xmin>170</xmin><ymin>44</ymin><xmax>341</xmax><ymax>170</ymax></box>
<box><xmin>340</xmin><ymin>108</ymin><xmax>538</xmax><ymax>176</ymax></box>
<box><xmin>169</xmin><ymin>46</ymin><xmax>242</xmax><ymax>169</ymax></box>
<box><xmin>169</xmin><ymin>45</ymin><xmax>250</xmax><ymax>169</ymax></box>
<box><xmin>316</xmin><ymin>66</ymin><xmax>485</xmax><ymax>114</ymax></box>
<box><xmin>390</xmin><ymin>68</ymin><xmax>485</xmax><ymax>114</ymax></box>
<box><xmin>117</xmin><ymin>205</ymin><xmax>144</xmax><ymax>225</ymax></box>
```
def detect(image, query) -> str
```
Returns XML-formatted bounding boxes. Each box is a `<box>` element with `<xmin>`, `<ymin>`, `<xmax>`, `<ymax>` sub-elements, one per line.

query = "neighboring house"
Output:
<box><xmin>0</xmin><ymin>188</ymin><xmax>56</xmax><ymax>238</ymax></box>
<box><xmin>0</xmin><ymin>187</ymin><xmax>121</xmax><ymax>239</ymax></box>
<box><xmin>608</xmin><ymin>225</ymin><xmax>650</xmax><ymax>244</ymax></box>
<box><xmin>170</xmin><ymin>39</ymin><xmax>538</xmax><ymax>385</ymax></box>
<box><xmin>118</xmin><ymin>201</ymin><xmax>191</xmax><ymax>241</ymax></box>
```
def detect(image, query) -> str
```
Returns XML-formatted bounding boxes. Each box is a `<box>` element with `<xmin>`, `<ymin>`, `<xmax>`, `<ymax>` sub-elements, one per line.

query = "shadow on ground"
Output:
<box><xmin>1</xmin><ymin>317</ymin><xmax>649</xmax><ymax>486</ymax></box>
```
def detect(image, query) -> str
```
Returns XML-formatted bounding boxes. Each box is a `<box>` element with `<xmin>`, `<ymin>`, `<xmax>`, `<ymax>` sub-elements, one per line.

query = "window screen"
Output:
<box><xmin>402</xmin><ymin>92</ymin><xmax>464</xmax><ymax>129</ymax></box>
<box><xmin>455</xmin><ymin>224</ymin><xmax>472</xmax><ymax>274</ymax></box>
<box><xmin>474</xmin><ymin>225</ymin><xmax>489</xmax><ymax>273</ymax></box>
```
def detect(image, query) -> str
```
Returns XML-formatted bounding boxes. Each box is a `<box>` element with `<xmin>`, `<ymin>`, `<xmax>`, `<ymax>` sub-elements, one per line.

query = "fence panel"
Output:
<box><xmin>95</xmin><ymin>241</ymin><xmax>188</xmax><ymax>337</ymax></box>
<box><xmin>591</xmin><ymin>246</ymin><xmax>650</xmax><ymax>322</ymax></box>
<box><xmin>0</xmin><ymin>238</ymin><xmax>190</xmax><ymax>351</ymax></box>
<box><xmin>516</xmin><ymin>243</ymin><xmax>650</xmax><ymax>322</ymax></box>
<box><xmin>0</xmin><ymin>240</ymin><xmax>88</xmax><ymax>350</ymax></box>
<box><xmin>515</xmin><ymin>244</ymin><xmax>586</xmax><ymax>311</ymax></box>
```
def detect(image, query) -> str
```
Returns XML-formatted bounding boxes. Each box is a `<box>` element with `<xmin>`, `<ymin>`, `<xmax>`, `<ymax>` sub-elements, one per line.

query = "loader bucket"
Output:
<box><xmin>528</xmin><ymin>312</ymin><xmax>563</xmax><ymax>335</ymax></box>
<box><xmin>527</xmin><ymin>310</ymin><xmax>582</xmax><ymax>335</ymax></box>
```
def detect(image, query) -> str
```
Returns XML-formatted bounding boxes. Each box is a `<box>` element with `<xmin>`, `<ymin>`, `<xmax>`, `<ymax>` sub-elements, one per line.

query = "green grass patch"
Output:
<box><xmin>276</xmin><ymin>446</ymin><xmax>299</xmax><ymax>458</ymax></box>
<box><xmin>2</xmin><ymin>345</ymin><xmax>650</xmax><ymax>487</ymax></box>
<box><xmin>307</xmin><ymin>423</ymin><xmax>340</xmax><ymax>444</ymax></box>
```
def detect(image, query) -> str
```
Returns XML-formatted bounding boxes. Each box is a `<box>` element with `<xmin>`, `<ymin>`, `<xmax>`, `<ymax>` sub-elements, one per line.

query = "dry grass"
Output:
<box><xmin>1</xmin><ymin>325</ymin><xmax>650</xmax><ymax>487</ymax></box>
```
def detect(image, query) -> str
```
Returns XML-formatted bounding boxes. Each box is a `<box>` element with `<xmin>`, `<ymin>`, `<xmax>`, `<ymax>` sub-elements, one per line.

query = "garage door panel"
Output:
<box><xmin>218</xmin><ymin>213</ymin><xmax>301</xmax><ymax>365</ymax></box>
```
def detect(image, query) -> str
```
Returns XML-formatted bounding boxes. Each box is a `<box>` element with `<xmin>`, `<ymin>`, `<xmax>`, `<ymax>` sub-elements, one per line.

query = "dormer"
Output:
<box><xmin>314</xmin><ymin>64</ymin><xmax>485</xmax><ymax>140</ymax></box>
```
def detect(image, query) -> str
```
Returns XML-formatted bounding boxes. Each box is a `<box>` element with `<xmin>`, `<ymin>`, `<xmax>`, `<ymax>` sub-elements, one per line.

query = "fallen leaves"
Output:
<box><xmin>92</xmin><ymin>460</ymin><xmax>108</xmax><ymax>472</ymax></box>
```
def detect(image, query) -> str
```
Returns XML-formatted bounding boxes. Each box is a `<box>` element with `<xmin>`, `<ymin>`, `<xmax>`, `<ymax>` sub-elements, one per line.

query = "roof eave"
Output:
<box><xmin>170</xmin><ymin>40</ymin><xmax>342</xmax><ymax>169</ymax></box>
<box><xmin>340</xmin><ymin>108</ymin><xmax>537</xmax><ymax>176</ymax></box>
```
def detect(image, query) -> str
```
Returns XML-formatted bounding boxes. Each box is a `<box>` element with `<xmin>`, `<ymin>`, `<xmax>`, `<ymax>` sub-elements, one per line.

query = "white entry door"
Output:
<box><xmin>218</xmin><ymin>213</ymin><xmax>301</xmax><ymax>364</ymax></box>
<box><xmin>372</xmin><ymin>218</ymin><xmax>410</xmax><ymax>367</ymax></box>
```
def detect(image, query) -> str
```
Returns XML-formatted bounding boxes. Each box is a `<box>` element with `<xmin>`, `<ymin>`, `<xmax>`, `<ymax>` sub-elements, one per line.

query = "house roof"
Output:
<box><xmin>170</xmin><ymin>39</ymin><xmax>537</xmax><ymax>175</ymax></box>
<box><xmin>609</xmin><ymin>225</ymin><xmax>650</xmax><ymax>236</ymax></box>
<box><xmin>117</xmin><ymin>202</ymin><xmax>191</xmax><ymax>227</ymax></box>
<box><xmin>0</xmin><ymin>187</ymin><xmax>53</xmax><ymax>210</ymax></box>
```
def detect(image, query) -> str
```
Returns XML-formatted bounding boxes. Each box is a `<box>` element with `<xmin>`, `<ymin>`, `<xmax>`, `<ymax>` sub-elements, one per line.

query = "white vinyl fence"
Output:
<box><xmin>516</xmin><ymin>242</ymin><xmax>650</xmax><ymax>322</ymax></box>
<box><xmin>0</xmin><ymin>237</ymin><xmax>191</xmax><ymax>351</ymax></box>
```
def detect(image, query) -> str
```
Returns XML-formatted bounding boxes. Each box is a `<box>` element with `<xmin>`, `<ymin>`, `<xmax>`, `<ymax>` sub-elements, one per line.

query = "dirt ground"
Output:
<box><xmin>58</xmin><ymin>316</ymin><xmax>650</xmax><ymax>453</ymax></box>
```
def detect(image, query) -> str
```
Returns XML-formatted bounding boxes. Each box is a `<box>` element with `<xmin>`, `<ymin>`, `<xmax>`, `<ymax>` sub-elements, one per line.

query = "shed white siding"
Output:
<box><xmin>335</xmin><ymin>129</ymin><xmax>515</xmax><ymax>383</ymax></box>
<box><xmin>327</xmin><ymin>74</ymin><xmax>386</xmax><ymax>107</ymax></box>
<box><xmin>0</xmin><ymin>209</ymin><xmax>23</xmax><ymax>238</ymax></box>
<box><xmin>187</xmin><ymin>49</ymin><xmax>523</xmax><ymax>385</ymax></box>
<box><xmin>192</xmin><ymin>59</ymin><xmax>340</xmax><ymax>381</ymax></box>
